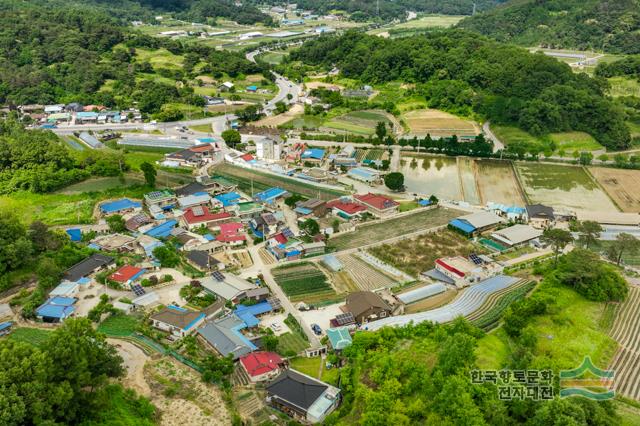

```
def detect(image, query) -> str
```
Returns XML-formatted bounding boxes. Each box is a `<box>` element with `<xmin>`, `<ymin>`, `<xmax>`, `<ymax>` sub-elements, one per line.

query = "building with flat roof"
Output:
<box><xmin>347</xmin><ymin>167</ymin><xmax>381</xmax><ymax>183</ymax></box>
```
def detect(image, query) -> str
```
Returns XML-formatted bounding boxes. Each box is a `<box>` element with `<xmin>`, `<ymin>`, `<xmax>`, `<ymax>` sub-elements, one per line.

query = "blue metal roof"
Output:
<box><xmin>294</xmin><ymin>207</ymin><xmax>313</xmax><ymax>215</ymax></box>
<box><xmin>36</xmin><ymin>297</ymin><xmax>76</xmax><ymax>319</ymax></box>
<box><xmin>0</xmin><ymin>322</ymin><xmax>12</xmax><ymax>332</ymax></box>
<box><xmin>145</xmin><ymin>219</ymin><xmax>177</xmax><ymax>238</ymax></box>
<box><xmin>215</xmin><ymin>192</ymin><xmax>241</xmax><ymax>207</ymax></box>
<box><xmin>203</xmin><ymin>233</ymin><xmax>215</xmax><ymax>241</ymax></box>
<box><xmin>234</xmin><ymin>301</ymin><xmax>272</xmax><ymax>328</ymax></box>
<box><xmin>418</xmin><ymin>199</ymin><xmax>433</xmax><ymax>207</ymax></box>
<box><xmin>301</xmin><ymin>148</ymin><xmax>325</xmax><ymax>160</ymax></box>
<box><xmin>449</xmin><ymin>218</ymin><xmax>476</xmax><ymax>234</ymax></box>
<box><xmin>254</xmin><ymin>187</ymin><xmax>287</xmax><ymax>203</ymax></box>
<box><xmin>100</xmin><ymin>198</ymin><xmax>141</xmax><ymax>214</ymax></box>
<box><xmin>66</xmin><ymin>228</ymin><xmax>82</xmax><ymax>242</ymax></box>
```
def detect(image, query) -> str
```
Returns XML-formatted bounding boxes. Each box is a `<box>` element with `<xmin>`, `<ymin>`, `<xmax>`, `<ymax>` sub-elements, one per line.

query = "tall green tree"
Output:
<box><xmin>606</xmin><ymin>233</ymin><xmax>640</xmax><ymax>266</ymax></box>
<box><xmin>140</xmin><ymin>162</ymin><xmax>157</xmax><ymax>187</ymax></box>
<box><xmin>375</xmin><ymin>121</ymin><xmax>387</xmax><ymax>142</ymax></box>
<box><xmin>541</xmin><ymin>228</ymin><xmax>573</xmax><ymax>265</ymax></box>
<box><xmin>0</xmin><ymin>212</ymin><xmax>33</xmax><ymax>274</ymax></box>
<box><xmin>384</xmin><ymin>172</ymin><xmax>404</xmax><ymax>191</ymax></box>
<box><xmin>106</xmin><ymin>214</ymin><xmax>126</xmax><ymax>233</ymax></box>
<box><xmin>577</xmin><ymin>220</ymin><xmax>603</xmax><ymax>249</ymax></box>
<box><xmin>221</xmin><ymin>129</ymin><xmax>242</xmax><ymax>148</ymax></box>
<box><xmin>301</xmin><ymin>218</ymin><xmax>320</xmax><ymax>236</ymax></box>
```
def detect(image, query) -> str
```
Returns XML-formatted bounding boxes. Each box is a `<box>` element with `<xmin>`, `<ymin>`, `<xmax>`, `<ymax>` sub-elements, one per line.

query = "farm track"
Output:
<box><xmin>609</xmin><ymin>286</ymin><xmax>640</xmax><ymax>400</ymax></box>
<box><xmin>338</xmin><ymin>254</ymin><xmax>399</xmax><ymax>291</ymax></box>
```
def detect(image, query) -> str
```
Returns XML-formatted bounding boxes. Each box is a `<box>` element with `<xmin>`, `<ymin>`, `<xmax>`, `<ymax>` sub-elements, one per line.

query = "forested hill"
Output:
<box><xmin>1</xmin><ymin>0</ymin><xmax>273</xmax><ymax>25</ymax></box>
<box><xmin>286</xmin><ymin>0</ymin><xmax>505</xmax><ymax>22</ymax></box>
<box><xmin>290</xmin><ymin>30</ymin><xmax>631</xmax><ymax>150</ymax></box>
<box><xmin>458</xmin><ymin>0</ymin><xmax>640</xmax><ymax>54</ymax></box>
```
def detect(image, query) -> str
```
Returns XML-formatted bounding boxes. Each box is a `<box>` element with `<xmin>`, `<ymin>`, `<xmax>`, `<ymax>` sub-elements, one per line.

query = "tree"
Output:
<box><xmin>578</xmin><ymin>151</ymin><xmax>593</xmax><ymax>166</ymax></box>
<box><xmin>106</xmin><ymin>214</ymin><xmax>126</xmax><ymax>233</ymax></box>
<box><xmin>140</xmin><ymin>162</ymin><xmax>156</xmax><ymax>187</ymax></box>
<box><xmin>606</xmin><ymin>233</ymin><xmax>640</xmax><ymax>266</ymax></box>
<box><xmin>236</xmin><ymin>104</ymin><xmax>263</xmax><ymax>122</ymax></box>
<box><xmin>152</xmin><ymin>245</ymin><xmax>181</xmax><ymax>268</ymax></box>
<box><xmin>541</xmin><ymin>228</ymin><xmax>573</xmax><ymax>265</ymax></box>
<box><xmin>384</xmin><ymin>172</ymin><xmax>404</xmax><ymax>191</ymax></box>
<box><xmin>262</xmin><ymin>333</ymin><xmax>278</xmax><ymax>352</ymax></box>
<box><xmin>201</xmin><ymin>354</ymin><xmax>234</xmax><ymax>386</ymax></box>
<box><xmin>0</xmin><ymin>212</ymin><xmax>32</xmax><ymax>274</ymax></box>
<box><xmin>284</xmin><ymin>194</ymin><xmax>306</xmax><ymax>208</ymax></box>
<box><xmin>301</xmin><ymin>218</ymin><xmax>320</xmax><ymax>236</ymax></box>
<box><xmin>577</xmin><ymin>220</ymin><xmax>602</xmax><ymax>249</ymax></box>
<box><xmin>332</xmin><ymin>219</ymin><xmax>341</xmax><ymax>233</ymax></box>
<box><xmin>375</xmin><ymin>121</ymin><xmax>387</xmax><ymax>142</ymax></box>
<box><xmin>221</xmin><ymin>129</ymin><xmax>241</xmax><ymax>148</ymax></box>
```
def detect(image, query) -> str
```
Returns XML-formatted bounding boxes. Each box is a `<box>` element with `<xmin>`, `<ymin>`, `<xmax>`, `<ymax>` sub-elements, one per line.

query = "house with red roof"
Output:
<box><xmin>326</xmin><ymin>199</ymin><xmax>367</xmax><ymax>219</ymax></box>
<box><xmin>240</xmin><ymin>153</ymin><xmax>255</xmax><ymax>163</ymax></box>
<box><xmin>354</xmin><ymin>193</ymin><xmax>399</xmax><ymax>217</ymax></box>
<box><xmin>215</xmin><ymin>222</ymin><xmax>246</xmax><ymax>246</ymax></box>
<box><xmin>109</xmin><ymin>265</ymin><xmax>146</xmax><ymax>284</ymax></box>
<box><xmin>180</xmin><ymin>206</ymin><xmax>233</xmax><ymax>230</ymax></box>
<box><xmin>239</xmin><ymin>351</ymin><xmax>285</xmax><ymax>382</ymax></box>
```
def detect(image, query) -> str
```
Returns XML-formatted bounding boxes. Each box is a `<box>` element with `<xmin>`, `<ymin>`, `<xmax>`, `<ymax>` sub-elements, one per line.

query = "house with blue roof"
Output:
<box><xmin>99</xmin><ymin>198</ymin><xmax>142</xmax><ymax>215</ymax></box>
<box><xmin>301</xmin><ymin>148</ymin><xmax>325</xmax><ymax>162</ymax></box>
<box><xmin>66</xmin><ymin>228</ymin><xmax>82</xmax><ymax>242</ymax></box>
<box><xmin>246</xmin><ymin>85</ymin><xmax>258</xmax><ymax>92</ymax></box>
<box><xmin>0</xmin><ymin>321</ymin><xmax>13</xmax><ymax>337</ymax></box>
<box><xmin>145</xmin><ymin>219</ymin><xmax>178</xmax><ymax>238</ymax></box>
<box><xmin>448</xmin><ymin>211</ymin><xmax>504</xmax><ymax>237</ymax></box>
<box><xmin>150</xmin><ymin>305</ymin><xmax>206</xmax><ymax>338</ymax></box>
<box><xmin>254</xmin><ymin>187</ymin><xmax>288</xmax><ymax>204</ymax></box>
<box><xmin>36</xmin><ymin>297</ymin><xmax>76</xmax><ymax>323</ymax></box>
<box><xmin>214</xmin><ymin>191</ymin><xmax>241</xmax><ymax>207</ymax></box>
<box><xmin>233</xmin><ymin>301</ymin><xmax>273</xmax><ymax>328</ymax></box>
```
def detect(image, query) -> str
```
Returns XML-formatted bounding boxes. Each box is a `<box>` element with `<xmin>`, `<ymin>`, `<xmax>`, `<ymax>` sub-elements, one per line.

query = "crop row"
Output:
<box><xmin>469</xmin><ymin>281</ymin><xmax>535</xmax><ymax>330</ymax></box>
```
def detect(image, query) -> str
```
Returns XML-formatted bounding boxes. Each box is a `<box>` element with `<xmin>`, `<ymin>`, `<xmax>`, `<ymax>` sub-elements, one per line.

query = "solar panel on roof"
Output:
<box><xmin>192</xmin><ymin>206</ymin><xmax>205</xmax><ymax>217</ymax></box>
<box><xmin>335</xmin><ymin>312</ymin><xmax>355</xmax><ymax>326</ymax></box>
<box><xmin>148</xmin><ymin>191</ymin><xmax>162</xmax><ymax>197</ymax></box>
<box><xmin>212</xmin><ymin>271</ymin><xmax>225</xmax><ymax>282</ymax></box>
<box><xmin>282</xmin><ymin>228</ymin><xmax>295</xmax><ymax>238</ymax></box>
<box><xmin>469</xmin><ymin>253</ymin><xmax>483</xmax><ymax>265</ymax></box>
<box><xmin>131</xmin><ymin>284</ymin><xmax>146</xmax><ymax>296</ymax></box>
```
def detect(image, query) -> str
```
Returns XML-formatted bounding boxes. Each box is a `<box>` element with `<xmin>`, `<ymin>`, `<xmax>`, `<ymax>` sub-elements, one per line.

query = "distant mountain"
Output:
<box><xmin>458</xmin><ymin>0</ymin><xmax>640</xmax><ymax>54</ymax></box>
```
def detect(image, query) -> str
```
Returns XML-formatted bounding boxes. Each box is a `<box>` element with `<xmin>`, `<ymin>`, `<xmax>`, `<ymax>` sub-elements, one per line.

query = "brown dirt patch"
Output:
<box><xmin>403</xmin><ymin>108</ymin><xmax>479</xmax><ymax>137</ymax></box>
<box><xmin>589</xmin><ymin>167</ymin><xmax>640</xmax><ymax>212</ymax></box>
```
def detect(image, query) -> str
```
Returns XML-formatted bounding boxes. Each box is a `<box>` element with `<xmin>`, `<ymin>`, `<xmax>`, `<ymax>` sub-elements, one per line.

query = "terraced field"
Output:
<box><xmin>327</xmin><ymin>207</ymin><xmax>463</xmax><ymax>251</ymax></box>
<box><xmin>468</xmin><ymin>281</ymin><xmax>535</xmax><ymax>330</ymax></box>
<box><xmin>272</xmin><ymin>262</ymin><xmax>336</xmax><ymax>303</ymax></box>
<box><xmin>609</xmin><ymin>286</ymin><xmax>640</xmax><ymax>400</ymax></box>
<box><xmin>366</xmin><ymin>275</ymin><xmax>522</xmax><ymax>330</ymax></box>
<box><xmin>338</xmin><ymin>254</ymin><xmax>399</xmax><ymax>291</ymax></box>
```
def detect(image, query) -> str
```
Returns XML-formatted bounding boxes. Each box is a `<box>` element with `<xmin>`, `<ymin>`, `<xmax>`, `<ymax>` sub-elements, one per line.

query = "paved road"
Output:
<box><xmin>483</xmin><ymin>121</ymin><xmax>504</xmax><ymax>153</ymax></box>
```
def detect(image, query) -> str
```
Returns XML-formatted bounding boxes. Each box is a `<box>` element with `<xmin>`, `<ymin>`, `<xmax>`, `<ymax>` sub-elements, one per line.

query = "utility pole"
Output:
<box><xmin>472</xmin><ymin>2</ymin><xmax>477</xmax><ymax>15</ymax></box>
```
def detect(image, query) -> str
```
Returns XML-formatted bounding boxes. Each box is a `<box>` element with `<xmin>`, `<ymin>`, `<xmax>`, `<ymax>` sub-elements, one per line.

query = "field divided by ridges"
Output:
<box><xmin>608</xmin><ymin>286</ymin><xmax>640</xmax><ymax>400</ymax></box>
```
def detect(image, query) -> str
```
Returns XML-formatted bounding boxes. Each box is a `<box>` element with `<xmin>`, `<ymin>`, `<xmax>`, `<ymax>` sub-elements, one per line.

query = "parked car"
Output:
<box><xmin>311</xmin><ymin>323</ymin><xmax>322</xmax><ymax>335</ymax></box>
<box><xmin>270</xmin><ymin>323</ymin><xmax>282</xmax><ymax>332</ymax></box>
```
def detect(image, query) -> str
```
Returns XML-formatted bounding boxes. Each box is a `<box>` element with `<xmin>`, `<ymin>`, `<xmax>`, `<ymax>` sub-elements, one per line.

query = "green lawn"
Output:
<box><xmin>475</xmin><ymin>283</ymin><xmax>616</xmax><ymax>372</ymax></box>
<box><xmin>97</xmin><ymin>314</ymin><xmax>141</xmax><ymax>337</ymax></box>
<box><xmin>259</xmin><ymin>51</ymin><xmax>288</xmax><ymax>65</ymax></box>
<box><xmin>281</xmin><ymin>115</ymin><xmax>325</xmax><ymax>130</ymax></box>
<box><xmin>290</xmin><ymin>356</ymin><xmax>322</xmax><ymax>377</ymax></box>
<box><xmin>276</xmin><ymin>332</ymin><xmax>309</xmax><ymax>356</ymax></box>
<box><xmin>549</xmin><ymin>131</ymin><xmax>602</xmax><ymax>152</ymax></box>
<box><xmin>398</xmin><ymin>201</ymin><xmax>419</xmax><ymax>212</ymax></box>
<box><xmin>124</xmin><ymin>151</ymin><xmax>165</xmax><ymax>171</ymax></box>
<box><xmin>189</xmin><ymin>123</ymin><xmax>213</xmax><ymax>133</ymax></box>
<box><xmin>56</xmin><ymin>175</ymin><xmax>145</xmax><ymax>195</ymax></box>
<box><xmin>8</xmin><ymin>327</ymin><xmax>52</xmax><ymax>346</ymax></box>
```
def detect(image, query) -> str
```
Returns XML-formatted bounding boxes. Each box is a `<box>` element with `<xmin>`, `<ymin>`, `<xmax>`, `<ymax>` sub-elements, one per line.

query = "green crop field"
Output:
<box><xmin>324</xmin><ymin>109</ymin><xmax>392</xmax><ymax>135</ymax></box>
<box><xmin>328</xmin><ymin>207</ymin><xmax>463</xmax><ymax>251</ymax></box>
<box><xmin>608</xmin><ymin>77</ymin><xmax>640</xmax><ymax>98</ymax></box>
<box><xmin>97</xmin><ymin>314</ymin><xmax>141</xmax><ymax>337</ymax></box>
<box><xmin>56</xmin><ymin>175</ymin><xmax>145</xmax><ymax>195</ymax></box>
<box><xmin>213</xmin><ymin>163</ymin><xmax>346</xmax><ymax>200</ymax></box>
<box><xmin>272</xmin><ymin>262</ymin><xmax>336</xmax><ymax>303</ymax></box>
<box><xmin>548</xmin><ymin>132</ymin><xmax>602</xmax><ymax>152</ymax></box>
<box><xmin>281</xmin><ymin>115</ymin><xmax>325</xmax><ymax>130</ymax></box>
<box><xmin>8</xmin><ymin>327</ymin><xmax>52</xmax><ymax>346</ymax></box>
<box><xmin>492</xmin><ymin>125</ymin><xmax>602</xmax><ymax>155</ymax></box>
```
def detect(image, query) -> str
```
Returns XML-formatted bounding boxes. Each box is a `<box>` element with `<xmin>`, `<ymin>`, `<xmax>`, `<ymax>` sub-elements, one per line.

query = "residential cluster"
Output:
<box><xmin>16</xmin><ymin>103</ymin><xmax>143</xmax><ymax>128</ymax></box>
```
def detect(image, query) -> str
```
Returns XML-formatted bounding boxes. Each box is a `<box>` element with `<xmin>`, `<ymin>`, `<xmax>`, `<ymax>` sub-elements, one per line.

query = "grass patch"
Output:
<box><xmin>213</xmin><ymin>163</ymin><xmax>346</xmax><ymax>200</ymax></box>
<box><xmin>276</xmin><ymin>332</ymin><xmax>309</xmax><ymax>356</ymax></box>
<box><xmin>475</xmin><ymin>328</ymin><xmax>510</xmax><ymax>370</ymax></box>
<box><xmin>281</xmin><ymin>114</ymin><xmax>325</xmax><ymax>130</ymax></box>
<box><xmin>189</xmin><ymin>123</ymin><xmax>213</xmax><ymax>133</ymax></box>
<box><xmin>55</xmin><ymin>175</ymin><xmax>145</xmax><ymax>195</ymax></box>
<box><xmin>493</xmin><ymin>125</ymin><xmax>602</xmax><ymax>154</ymax></box>
<box><xmin>549</xmin><ymin>131</ymin><xmax>602</xmax><ymax>152</ymax></box>
<box><xmin>289</xmin><ymin>356</ymin><xmax>322</xmax><ymax>377</ymax></box>
<box><xmin>608</xmin><ymin>77</ymin><xmax>640</xmax><ymax>98</ymax></box>
<box><xmin>328</xmin><ymin>207</ymin><xmax>463</xmax><ymax>251</ymax></box>
<box><xmin>8</xmin><ymin>327</ymin><xmax>52</xmax><ymax>346</ymax></box>
<box><xmin>97</xmin><ymin>314</ymin><xmax>141</xmax><ymax>337</ymax></box>
<box><xmin>398</xmin><ymin>201</ymin><xmax>419</xmax><ymax>212</ymax></box>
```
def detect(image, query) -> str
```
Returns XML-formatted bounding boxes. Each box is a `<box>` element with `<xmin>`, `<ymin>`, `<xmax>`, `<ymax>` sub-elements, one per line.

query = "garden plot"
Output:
<box><xmin>272</xmin><ymin>262</ymin><xmax>337</xmax><ymax>303</ymax></box>
<box><xmin>515</xmin><ymin>163</ymin><xmax>618</xmax><ymax>212</ymax></box>
<box><xmin>254</xmin><ymin>104</ymin><xmax>303</xmax><ymax>128</ymax></box>
<box><xmin>368</xmin><ymin>229</ymin><xmax>484</xmax><ymax>278</ymax></box>
<box><xmin>476</xmin><ymin>160</ymin><xmax>525</xmax><ymax>205</ymax></box>
<box><xmin>323</xmin><ymin>110</ymin><xmax>395</xmax><ymax>135</ymax></box>
<box><xmin>589</xmin><ymin>168</ymin><xmax>640</xmax><ymax>212</ymax></box>
<box><xmin>337</xmin><ymin>254</ymin><xmax>399</xmax><ymax>291</ymax></box>
<box><xmin>609</xmin><ymin>286</ymin><xmax>640</xmax><ymax>400</ymax></box>
<box><xmin>402</xmin><ymin>109</ymin><xmax>479</xmax><ymax>137</ymax></box>
<box><xmin>327</xmin><ymin>207</ymin><xmax>463</xmax><ymax>251</ymax></box>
